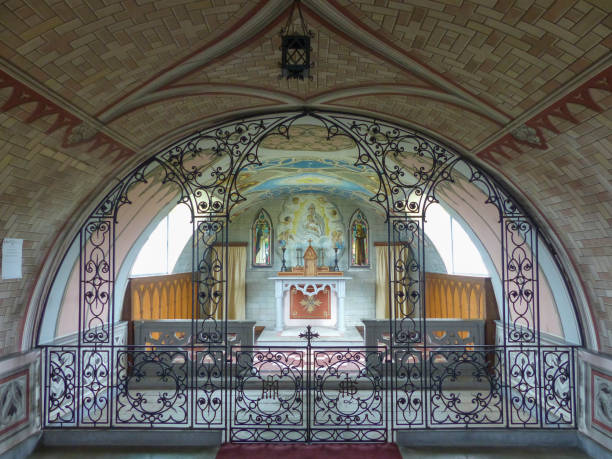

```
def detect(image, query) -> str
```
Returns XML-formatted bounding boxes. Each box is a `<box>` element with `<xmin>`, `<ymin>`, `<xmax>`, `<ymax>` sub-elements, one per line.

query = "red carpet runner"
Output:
<box><xmin>216</xmin><ymin>443</ymin><xmax>402</xmax><ymax>459</ymax></box>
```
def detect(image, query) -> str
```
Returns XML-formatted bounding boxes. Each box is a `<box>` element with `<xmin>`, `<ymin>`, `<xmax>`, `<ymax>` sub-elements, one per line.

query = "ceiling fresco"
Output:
<box><xmin>218</xmin><ymin>121</ymin><xmax>473</xmax><ymax>216</ymax></box>
<box><xmin>232</xmin><ymin>155</ymin><xmax>381</xmax><ymax>216</ymax></box>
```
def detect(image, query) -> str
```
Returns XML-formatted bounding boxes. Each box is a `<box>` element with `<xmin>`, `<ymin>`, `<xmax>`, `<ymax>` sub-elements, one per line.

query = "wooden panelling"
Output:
<box><xmin>427</xmin><ymin>272</ymin><xmax>483</xmax><ymax>319</ymax></box>
<box><xmin>127</xmin><ymin>272</ymin><xmax>195</xmax><ymax>320</ymax></box>
<box><xmin>425</xmin><ymin>272</ymin><xmax>499</xmax><ymax>345</ymax></box>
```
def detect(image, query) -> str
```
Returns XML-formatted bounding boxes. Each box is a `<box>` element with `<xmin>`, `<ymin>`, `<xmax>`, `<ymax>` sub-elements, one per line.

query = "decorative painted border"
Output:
<box><xmin>0</xmin><ymin>368</ymin><xmax>29</xmax><ymax>436</ymax></box>
<box><xmin>591</xmin><ymin>369</ymin><xmax>612</xmax><ymax>434</ymax></box>
<box><xmin>477</xmin><ymin>66</ymin><xmax>612</xmax><ymax>165</ymax></box>
<box><xmin>0</xmin><ymin>70</ymin><xmax>135</xmax><ymax>163</ymax></box>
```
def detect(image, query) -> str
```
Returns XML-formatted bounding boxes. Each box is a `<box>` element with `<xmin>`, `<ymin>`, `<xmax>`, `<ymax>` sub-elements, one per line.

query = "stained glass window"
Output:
<box><xmin>252</xmin><ymin>209</ymin><xmax>273</xmax><ymax>267</ymax></box>
<box><xmin>349</xmin><ymin>209</ymin><xmax>369</xmax><ymax>267</ymax></box>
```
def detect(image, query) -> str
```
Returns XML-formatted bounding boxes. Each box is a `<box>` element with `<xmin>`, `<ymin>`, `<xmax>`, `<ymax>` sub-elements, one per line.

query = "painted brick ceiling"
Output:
<box><xmin>0</xmin><ymin>0</ymin><xmax>610</xmax><ymax>354</ymax></box>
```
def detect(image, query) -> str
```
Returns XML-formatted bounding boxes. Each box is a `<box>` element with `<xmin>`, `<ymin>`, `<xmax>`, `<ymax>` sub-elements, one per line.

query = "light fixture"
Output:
<box><xmin>279</xmin><ymin>0</ymin><xmax>314</xmax><ymax>80</ymax></box>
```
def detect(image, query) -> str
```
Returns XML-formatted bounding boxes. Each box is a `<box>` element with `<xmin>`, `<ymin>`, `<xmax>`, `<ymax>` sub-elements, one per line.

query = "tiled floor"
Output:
<box><xmin>30</xmin><ymin>445</ymin><xmax>589</xmax><ymax>458</ymax></box>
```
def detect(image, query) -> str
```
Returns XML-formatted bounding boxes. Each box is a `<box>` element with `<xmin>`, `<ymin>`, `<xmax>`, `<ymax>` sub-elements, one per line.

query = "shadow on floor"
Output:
<box><xmin>29</xmin><ymin>445</ymin><xmax>590</xmax><ymax>459</ymax></box>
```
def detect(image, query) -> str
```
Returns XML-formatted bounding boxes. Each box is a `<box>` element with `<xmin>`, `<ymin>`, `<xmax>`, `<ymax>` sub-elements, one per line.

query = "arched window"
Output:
<box><xmin>130</xmin><ymin>204</ymin><xmax>192</xmax><ymax>276</ymax></box>
<box><xmin>349</xmin><ymin>209</ymin><xmax>369</xmax><ymax>267</ymax></box>
<box><xmin>424</xmin><ymin>203</ymin><xmax>488</xmax><ymax>276</ymax></box>
<box><xmin>252</xmin><ymin>209</ymin><xmax>273</xmax><ymax>267</ymax></box>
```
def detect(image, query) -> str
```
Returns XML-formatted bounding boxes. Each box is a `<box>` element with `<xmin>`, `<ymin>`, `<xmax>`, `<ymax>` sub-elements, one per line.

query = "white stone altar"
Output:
<box><xmin>269</xmin><ymin>276</ymin><xmax>351</xmax><ymax>332</ymax></box>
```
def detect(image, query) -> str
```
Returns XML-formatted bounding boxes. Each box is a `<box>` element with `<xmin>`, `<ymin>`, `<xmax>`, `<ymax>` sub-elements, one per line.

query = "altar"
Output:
<box><xmin>269</xmin><ymin>276</ymin><xmax>351</xmax><ymax>332</ymax></box>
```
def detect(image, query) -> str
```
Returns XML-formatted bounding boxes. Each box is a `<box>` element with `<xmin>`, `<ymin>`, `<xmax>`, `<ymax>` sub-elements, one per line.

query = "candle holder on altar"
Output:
<box><xmin>281</xmin><ymin>248</ymin><xmax>288</xmax><ymax>272</ymax></box>
<box><xmin>332</xmin><ymin>247</ymin><xmax>339</xmax><ymax>272</ymax></box>
<box><xmin>317</xmin><ymin>248</ymin><xmax>325</xmax><ymax>267</ymax></box>
<box><xmin>280</xmin><ymin>240</ymin><xmax>288</xmax><ymax>272</ymax></box>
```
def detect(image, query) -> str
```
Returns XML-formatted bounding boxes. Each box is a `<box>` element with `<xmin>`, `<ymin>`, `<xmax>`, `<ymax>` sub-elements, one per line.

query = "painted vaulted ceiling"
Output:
<box><xmin>2</xmin><ymin>0</ymin><xmax>610</xmax><ymax>158</ymax></box>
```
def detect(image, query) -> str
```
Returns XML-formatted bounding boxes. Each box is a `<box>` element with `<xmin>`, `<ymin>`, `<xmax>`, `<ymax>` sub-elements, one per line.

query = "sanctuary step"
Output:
<box><xmin>255</xmin><ymin>326</ymin><xmax>364</xmax><ymax>347</ymax></box>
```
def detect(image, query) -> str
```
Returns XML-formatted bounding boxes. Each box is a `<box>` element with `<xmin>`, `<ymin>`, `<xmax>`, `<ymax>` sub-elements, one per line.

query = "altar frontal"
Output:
<box><xmin>290</xmin><ymin>285</ymin><xmax>331</xmax><ymax>320</ymax></box>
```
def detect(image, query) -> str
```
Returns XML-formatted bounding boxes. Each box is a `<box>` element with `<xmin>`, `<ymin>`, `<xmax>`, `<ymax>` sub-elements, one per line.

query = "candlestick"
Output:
<box><xmin>333</xmin><ymin>247</ymin><xmax>339</xmax><ymax>272</ymax></box>
<box><xmin>281</xmin><ymin>247</ymin><xmax>288</xmax><ymax>272</ymax></box>
<box><xmin>317</xmin><ymin>248</ymin><xmax>325</xmax><ymax>267</ymax></box>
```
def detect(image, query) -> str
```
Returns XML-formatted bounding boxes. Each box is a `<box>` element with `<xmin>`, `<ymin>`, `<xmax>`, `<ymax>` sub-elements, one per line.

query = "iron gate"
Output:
<box><xmin>229</xmin><ymin>328</ymin><xmax>387</xmax><ymax>442</ymax></box>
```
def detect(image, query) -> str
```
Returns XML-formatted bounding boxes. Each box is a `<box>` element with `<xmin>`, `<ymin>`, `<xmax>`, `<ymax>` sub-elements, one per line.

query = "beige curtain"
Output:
<box><xmin>226</xmin><ymin>245</ymin><xmax>246</xmax><ymax>320</ymax></box>
<box><xmin>375</xmin><ymin>244</ymin><xmax>410</xmax><ymax>319</ymax></box>
<box><xmin>375</xmin><ymin>245</ymin><xmax>390</xmax><ymax>319</ymax></box>
<box><xmin>211</xmin><ymin>245</ymin><xmax>246</xmax><ymax>320</ymax></box>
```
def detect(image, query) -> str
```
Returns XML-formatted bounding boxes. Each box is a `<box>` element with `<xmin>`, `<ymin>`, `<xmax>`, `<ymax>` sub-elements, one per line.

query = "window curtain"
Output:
<box><xmin>375</xmin><ymin>244</ymin><xmax>409</xmax><ymax>319</ymax></box>
<box><xmin>211</xmin><ymin>244</ymin><xmax>246</xmax><ymax>320</ymax></box>
<box><xmin>375</xmin><ymin>245</ymin><xmax>390</xmax><ymax>319</ymax></box>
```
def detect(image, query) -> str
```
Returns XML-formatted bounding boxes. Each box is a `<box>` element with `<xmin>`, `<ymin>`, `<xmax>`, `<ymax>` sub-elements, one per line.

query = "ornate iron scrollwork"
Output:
<box><xmin>542</xmin><ymin>348</ymin><xmax>573</xmax><ymax>425</ymax></box>
<box><xmin>80</xmin><ymin>219</ymin><xmax>112</xmax><ymax>345</ymax></box>
<box><xmin>195</xmin><ymin>218</ymin><xmax>225</xmax><ymax>344</ymax></box>
<box><xmin>508</xmin><ymin>349</ymin><xmax>539</xmax><ymax>426</ymax></box>
<box><xmin>394</xmin><ymin>349</ymin><xmax>424</xmax><ymax>427</ymax></box>
<box><xmin>116</xmin><ymin>349</ymin><xmax>189</xmax><ymax>426</ymax></box>
<box><xmin>39</xmin><ymin>110</ymin><xmax>577</xmax><ymax>440</ymax></box>
<box><xmin>429</xmin><ymin>347</ymin><xmax>503</xmax><ymax>426</ymax></box>
<box><xmin>504</xmin><ymin>218</ymin><xmax>538</xmax><ymax>344</ymax></box>
<box><xmin>80</xmin><ymin>349</ymin><xmax>110</xmax><ymax>425</ymax></box>
<box><xmin>391</xmin><ymin>217</ymin><xmax>422</xmax><ymax>344</ymax></box>
<box><xmin>231</xmin><ymin>349</ymin><xmax>305</xmax><ymax>442</ymax></box>
<box><xmin>195</xmin><ymin>348</ymin><xmax>224</xmax><ymax>427</ymax></box>
<box><xmin>311</xmin><ymin>349</ymin><xmax>386</xmax><ymax>442</ymax></box>
<box><xmin>47</xmin><ymin>349</ymin><xmax>77</xmax><ymax>425</ymax></box>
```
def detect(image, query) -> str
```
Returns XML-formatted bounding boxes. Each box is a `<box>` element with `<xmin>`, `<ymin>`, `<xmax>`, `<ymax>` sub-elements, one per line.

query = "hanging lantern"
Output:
<box><xmin>280</xmin><ymin>0</ymin><xmax>313</xmax><ymax>80</ymax></box>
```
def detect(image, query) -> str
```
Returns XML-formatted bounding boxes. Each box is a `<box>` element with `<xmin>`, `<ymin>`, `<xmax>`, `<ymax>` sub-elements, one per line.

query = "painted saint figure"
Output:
<box><xmin>253</xmin><ymin>210</ymin><xmax>272</xmax><ymax>266</ymax></box>
<box><xmin>304</xmin><ymin>203</ymin><xmax>325</xmax><ymax>237</ymax></box>
<box><xmin>351</xmin><ymin>210</ymin><xmax>369</xmax><ymax>266</ymax></box>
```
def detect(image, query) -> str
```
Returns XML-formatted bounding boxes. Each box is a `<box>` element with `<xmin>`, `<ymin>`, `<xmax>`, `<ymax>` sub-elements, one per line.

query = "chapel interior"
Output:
<box><xmin>0</xmin><ymin>1</ymin><xmax>610</xmax><ymax>458</ymax></box>
<box><xmin>90</xmin><ymin>132</ymin><xmax>508</xmax><ymax>346</ymax></box>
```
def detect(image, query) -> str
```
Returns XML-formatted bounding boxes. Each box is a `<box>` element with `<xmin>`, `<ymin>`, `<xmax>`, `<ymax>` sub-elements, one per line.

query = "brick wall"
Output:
<box><xmin>0</xmin><ymin>107</ymin><xmax>127</xmax><ymax>354</ymax></box>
